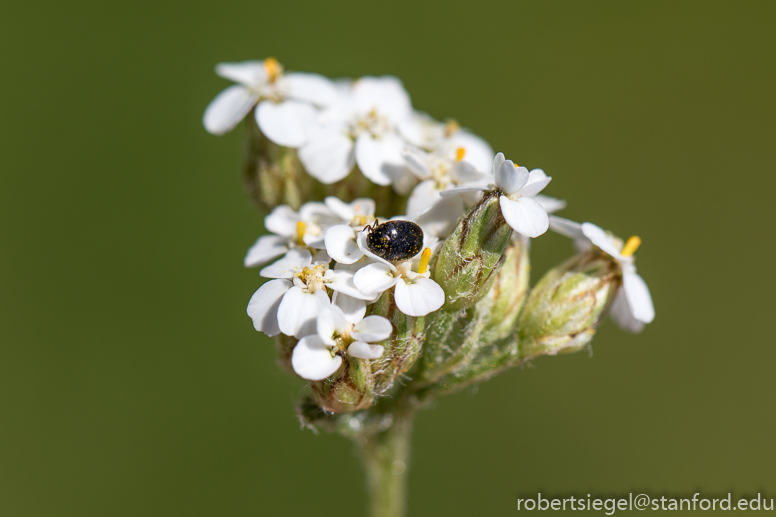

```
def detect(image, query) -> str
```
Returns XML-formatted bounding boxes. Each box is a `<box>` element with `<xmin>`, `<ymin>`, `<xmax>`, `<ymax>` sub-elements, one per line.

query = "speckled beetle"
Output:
<box><xmin>364</xmin><ymin>220</ymin><xmax>424</xmax><ymax>262</ymax></box>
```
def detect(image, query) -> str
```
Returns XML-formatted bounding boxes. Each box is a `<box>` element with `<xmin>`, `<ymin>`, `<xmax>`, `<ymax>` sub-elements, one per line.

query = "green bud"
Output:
<box><xmin>475</xmin><ymin>237</ymin><xmax>531</xmax><ymax>342</ymax></box>
<box><xmin>310</xmin><ymin>356</ymin><xmax>375</xmax><ymax>413</ymax></box>
<box><xmin>242</xmin><ymin>114</ymin><xmax>321</xmax><ymax>211</ymax></box>
<box><xmin>368</xmin><ymin>290</ymin><xmax>424</xmax><ymax>395</ymax></box>
<box><xmin>432</xmin><ymin>192</ymin><xmax>513</xmax><ymax>310</ymax></box>
<box><xmin>518</xmin><ymin>253</ymin><xmax>618</xmax><ymax>358</ymax></box>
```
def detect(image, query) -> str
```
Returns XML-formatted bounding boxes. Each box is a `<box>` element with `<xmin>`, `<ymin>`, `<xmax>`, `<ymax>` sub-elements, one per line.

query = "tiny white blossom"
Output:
<box><xmin>322</xmin><ymin>197</ymin><xmax>378</xmax><ymax>265</ymax></box>
<box><xmin>246</xmin><ymin>250</ymin><xmax>373</xmax><ymax>338</ymax></box>
<box><xmin>441</xmin><ymin>152</ymin><xmax>552</xmax><ymax>238</ymax></box>
<box><xmin>549</xmin><ymin>216</ymin><xmax>655</xmax><ymax>333</ymax></box>
<box><xmin>291</xmin><ymin>303</ymin><xmax>393</xmax><ymax>381</ymax></box>
<box><xmin>244</xmin><ymin>202</ymin><xmax>339</xmax><ymax>270</ymax></box>
<box><xmin>203</xmin><ymin>58</ymin><xmax>337</xmax><ymax>147</ymax></box>
<box><xmin>298</xmin><ymin>76</ymin><xmax>415</xmax><ymax>187</ymax></box>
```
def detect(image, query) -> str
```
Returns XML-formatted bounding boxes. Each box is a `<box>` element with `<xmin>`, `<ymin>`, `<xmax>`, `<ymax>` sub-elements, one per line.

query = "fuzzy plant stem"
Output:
<box><xmin>358</xmin><ymin>411</ymin><xmax>415</xmax><ymax>517</ymax></box>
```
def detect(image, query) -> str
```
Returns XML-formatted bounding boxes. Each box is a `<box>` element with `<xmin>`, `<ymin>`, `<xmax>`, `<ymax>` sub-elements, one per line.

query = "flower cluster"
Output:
<box><xmin>205</xmin><ymin>57</ymin><xmax>655</xmax><ymax>399</ymax></box>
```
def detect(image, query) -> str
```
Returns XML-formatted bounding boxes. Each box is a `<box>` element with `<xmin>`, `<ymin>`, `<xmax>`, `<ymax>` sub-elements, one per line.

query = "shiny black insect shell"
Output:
<box><xmin>365</xmin><ymin>220</ymin><xmax>424</xmax><ymax>262</ymax></box>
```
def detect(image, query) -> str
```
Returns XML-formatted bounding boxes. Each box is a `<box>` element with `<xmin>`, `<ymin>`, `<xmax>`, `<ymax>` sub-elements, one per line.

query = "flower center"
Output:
<box><xmin>620</xmin><ymin>236</ymin><xmax>641</xmax><ymax>257</ymax></box>
<box><xmin>295</xmin><ymin>264</ymin><xmax>328</xmax><ymax>292</ymax></box>
<box><xmin>264</xmin><ymin>57</ymin><xmax>282</xmax><ymax>83</ymax></box>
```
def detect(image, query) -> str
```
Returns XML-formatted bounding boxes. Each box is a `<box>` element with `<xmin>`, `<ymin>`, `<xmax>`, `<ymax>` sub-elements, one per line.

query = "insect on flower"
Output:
<box><xmin>364</xmin><ymin>220</ymin><xmax>424</xmax><ymax>263</ymax></box>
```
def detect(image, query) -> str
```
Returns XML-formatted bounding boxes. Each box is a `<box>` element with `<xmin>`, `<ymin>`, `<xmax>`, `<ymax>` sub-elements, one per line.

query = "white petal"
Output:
<box><xmin>256</xmin><ymin>99</ymin><xmax>316</xmax><ymax>148</ymax></box>
<box><xmin>492</xmin><ymin>152</ymin><xmax>505</xmax><ymax>174</ymax></box>
<box><xmin>324</xmin><ymin>196</ymin><xmax>355</xmax><ymax>221</ymax></box>
<box><xmin>353</xmin><ymin>263</ymin><xmax>399</xmax><ymax>297</ymax></box>
<box><xmin>292</xmin><ymin>336</ymin><xmax>343</xmax><ymax>380</ymax></box>
<box><xmin>402</xmin><ymin>148</ymin><xmax>432</xmax><ymax>179</ymax></box>
<box><xmin>298</xmin><ymin>128</ymin><xmax>355</xmax><ymax>184</ymax></box>
<box><xmin>407</xmin><ymin>179</ymin><xmax>442</xmax><ymax>217</ymax></box>
<box><xmin>332</xmin><ymin>292</ymin><xmax>367</xmax><ymax>324</ymax></box>
<box><xmin>447</xmin><ymin>130</ymin><xmax>494</xmax><ymax>173</ymax></box>
<box><xmin>439</xmin><ymin>185</ymin><xmax>487</xmax><ymax>197</ymax></box>
<box><xmin>324</xmin><ymin>269</ymin><xmax>375</xmax><ymax>300</ymax></box>
<box><xmin>356</xmin><ymin>232</ymin><xmax>396</xmax><ymax>270</ymax></box>
<box><xmin>277</xmin><ymin>287</ymin><xmax>329</xmax><ymax>338</ymax></box>
<box><xmin>264</xmin><ymin>205</ymin><xmax>299</xmax><ymax>237</ymax></box>
<box><xmin>203</xmin><ymin>85</ymin><xmax>258</xmax><ymax>135</ymax></box>
<box><xmin>317</xmin><ymin>303</ymin><xmax>349</xmax><ymax>346</ymax></box>
<box><xmin>284</xmin><ymin>72</ymin><xmax>338</xmax><ymax>107</ymax></box>
<box><xmin>299</xmin><ymin>201</ymin><xmax>340</xmax><ymax>226</ymax></box>
<box><xmin>394</xmin><ymin>277</ymin><xmax>445</xmax><ymax>317</ymax></box>
<box><xmin>499</xmin><ymin>196</ymin><xmax>549</xmax><ymax>238</ymax></box>
<box><xmin>609</xmin><ymin>288</ymin><xmax>645</xmax><ymax>333</ymax></box>
<box><xmin>351</xmin><ymin>76</ymin><xmax>412</xmax><ymax>122</ymax></box>
<box><xmin>324</xmin><ymin>225</ymin><xmax>363</xmax><ymax>264</ymax></box>
<box><xmin>347</xmin><ymin>342</ymin><xmax>385</xmax><ymax>360</ymax></box>
<box><xmin>259</xmin><ymin>248</ymin><xmax>311</xmax><ymax>278</ymax></box>
<box><xmin>414</xmin><ymin>194</ymin><xmax>464</xmax><ymax>238</ymax></box>
<box><xmin>622</xmin><ymin>270</ymin><xmax>655</xmax><ymax>324</ymax></box>
<box><xmin>450</xmin><ymin>161</ymin><xmax>486</xmax><ymax>184</ymax></box>
<box><xmin>496</xmin><ymin>161</ymin><xmax>529</xmax><ymax>195</ymax></box>
<box><xmin>215</xmin><ymin>61</ymin><xmax>266</xmax><ymax>85</ymax></box>
<box><xmin>349</xmin><ymin>198</ymin><xmax>376</xmax><ymax>218</ymax></box>
<box><xmin>519</xmin><ymin>169</ymin><xmax>552</xmax><ymax>197</ymax></box>
<box><xmin>246</xmin><ymin>279</ymin><xmax>291</xmax><ymax>336</ymax></box>
<box><xmin>580</xmin><ymin>223</ymin><xmax>622</xmax><ymax>258</ymax></box>
<box><xmin>355</xmin><ymin>132</ymin><xmax>405</xmax><ymax>186</ymax></box>
<box><xmin>244</xmin><ymin>235</ymin><xmax>288</xmax><ymax>268</ymax></box>
<box><xmin>535</xmin><ymin>194</ymin><xmax>567</xmax><ymax>214</ymax></box>
<box><xmin>548</xmin><ymin>216</ymin><xmax>584</xmax><ymax>240</ymax></box>
<box><xmin>351</xmin><ymin>315</ymin><xmax>393</xmax><ymax>342</ymax></box>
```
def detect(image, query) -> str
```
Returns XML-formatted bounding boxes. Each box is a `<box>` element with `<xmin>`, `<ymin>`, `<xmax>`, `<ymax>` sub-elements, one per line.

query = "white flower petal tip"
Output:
<box><xmin>499</xmin><ymin>196</ymin><xmax>549</xmax><ymax>238</ymax></box>
<box><xmin>347</xmin><ymin>342</ymin><xmax>385</xmax><ymax>360</ymax></box>
<box><xmin>246</xmin><ymin>279</ymin><xmax>291</xmax><ymax>337</ymax></box>
<box><xmin>244</xmin><ymin>235</ymin><xmax>288</xmax><ymax>268</ymax></box>
<box><xmin>203</xmin><ymin>85</ymin><xmax>258</xmax><ymax>135</ymax></box>
<box><xmin>351</xmin><ymin>315</ymin><xmax>393</xmax><ymax>342</ymax></box>
<box><xmin>622</xmin><ymin>271</ymin><xmax>655</xmax><ymax>325</ymax></box>
<box><xmin>394</xmin><ymin>277</ymin><xmax>445</xmax><ymax>317</ymax></box>
<box><xmin>292</xmin><ymin>336</ymin><xmax>343</xmax><ymax>380</ymax></box>
<box><xmin>256</xmin><ymin>100</ymin><xmax>316</xmax><ymax>148</ymax></box>
<box><xmin>324</xmin><ymin>225</ymin><xmax>362</xmax><ymax>264</ymax></box>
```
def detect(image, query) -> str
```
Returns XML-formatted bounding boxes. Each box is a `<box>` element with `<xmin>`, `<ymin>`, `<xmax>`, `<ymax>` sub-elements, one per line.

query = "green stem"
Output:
<box><xmin>359</xmin><ymin>412</ymin><xmax>414</xmax><ymax>517</ymax></box>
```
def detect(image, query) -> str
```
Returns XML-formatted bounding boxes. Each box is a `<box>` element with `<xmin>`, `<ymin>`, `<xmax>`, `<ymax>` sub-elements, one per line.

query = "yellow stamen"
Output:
<box><xmin>264</xmin><ymin>57</ymin><xmax>282</xmax><ymax>82</ymax></box>
<box><xmin>455</xmin><ymin>147</ymin><xmax>466</xmax><ymax>162</ymax></box>
<box><xmin>417</xmin><ymin>247</ymin><xmax>432</xmax><ymax>275</ymax></box>
<box><xmin>444</xmin><ymin>119</ymin><xmax>460</xmax><ymax>137</ymax></box>
<box><xmin>514</xmin><ymin>162</ymin><xmax>519</xmax><ymax>168</ymax></box>
<box><xmin>296</xmin><ymin>221</ymin><xmax>307</xmax><ymax>246</ymax></box>
<box><xmin>620</xmin><ymin>236</ymin><xmax>641</xmax><ymax>257</ymax></box>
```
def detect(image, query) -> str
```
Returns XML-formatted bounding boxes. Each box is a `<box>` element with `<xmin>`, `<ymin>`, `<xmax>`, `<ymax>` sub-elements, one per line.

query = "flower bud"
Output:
<box><xmin>367</xmin><ymin>290</ymin><xmax>424</xmax><ymax>395</ymax></box>
<box><xmin>310</xmin><ymin>356</ymin><xmax>375</xmax><ymax>413</ymax></box>
<box><xmin>518</xmin><ymin>253</ymin><xmax>617</xmax><ymax>358</ymax></box>
<box><xmin>242</xmin><ymin>115</ymin><xmax>320</xmax><ymax>212</ymax></box>
<box><xmin>432</xmin><ymin>192</ymin><xmax>513</xmax><ymax>310</ymax></box>
<box><xmin>475</xmin><ymin>237</ymin><xmax>531</xmax><ymax>342</ymax></box>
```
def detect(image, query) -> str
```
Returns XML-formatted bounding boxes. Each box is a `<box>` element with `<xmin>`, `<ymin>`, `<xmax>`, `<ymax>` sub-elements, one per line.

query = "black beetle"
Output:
<box><xmin>365</xmin><ymin>220</ymin><xmax>424</xmax><ymax>262</ymax></box>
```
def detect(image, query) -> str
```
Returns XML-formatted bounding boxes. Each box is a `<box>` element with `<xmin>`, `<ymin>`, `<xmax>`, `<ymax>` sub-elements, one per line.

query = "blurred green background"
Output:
<box><xmin>2</xmin><ymin>1</ymin><xmax>775</xmax><ymax>515</ymax></box>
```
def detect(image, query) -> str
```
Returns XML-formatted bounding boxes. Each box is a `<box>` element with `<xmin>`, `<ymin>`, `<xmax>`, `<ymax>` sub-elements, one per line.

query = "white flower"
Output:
<box><xmin>549</xmin><ymin>216</ymin><xmax>655</xmax><ymax>333</ymax></box>
<box><xmin>244</xmin><ymin>202</ymin><xmax>340</xmax><ymax>270</ymax></box>
<box><xmin>399</xmin><ymin>116</ymin><xmax>494</xmax><ymax>172</ymax></box>
<box><xmin>322</xmin><ymin>197</ymin><xmax>379</xmax><ymax>265</ymax></box>
<box><xmin>203</xmin><ymin>58</ymin><xmax>337</xmax><ymax>147</ymax></box>
<box><xmin>291</xmin><ymin>303</ymin><xmax>393</xmax><ymax>381</ymax></box>
<box><xmin>441</xmin><ymin>152</ymin><xmax>552</xmax><ymax>238</ymax></box>
<box><xmin>246</xmin><ymin>249</ymin><xmax>373</xmax><ymax>338</ymax></box>
<box><xmin>352</xmin><ymin>236</ymin><xmax>444</xmax><ymax>317</ymax></box>
<box><xmin>298</xmin><ymin>76</ymin><xmax>415</xmax><ymax>187</ymax></box>
<box><xmin>404</xmin><ymin>145</ymin><xmax>490</xmax><ymax>217</ymax></box>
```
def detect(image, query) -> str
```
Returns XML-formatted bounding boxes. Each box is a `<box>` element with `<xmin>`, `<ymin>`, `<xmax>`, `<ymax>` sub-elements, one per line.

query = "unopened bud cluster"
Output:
<box><xmin>204</xmin><ymin>57</ymin><xmax>656</xmax><ymax>416</ymax></box>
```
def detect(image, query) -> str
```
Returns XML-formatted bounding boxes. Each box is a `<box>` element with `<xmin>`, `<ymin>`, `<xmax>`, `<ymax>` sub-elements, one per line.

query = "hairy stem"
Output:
<box><xmin>358</xmin><ymin>412</ymin><xmax>415</xmax><ymax>517</ymax></box>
